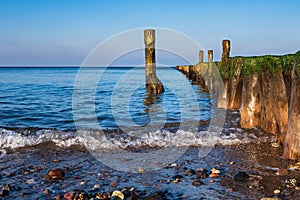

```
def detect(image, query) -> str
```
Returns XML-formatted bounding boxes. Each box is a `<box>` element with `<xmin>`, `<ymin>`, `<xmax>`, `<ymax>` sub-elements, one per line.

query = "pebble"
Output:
<box><xmin>261</xmin><ymin>198</ymin><xmax>280</xmax><ymax>200</ymax></box>
<box><xmin>196</xmin><ymin>170</ymin><xmax>208</xmax><ymax>179</ymax></box>
<box><xmin>285</xmin><ymin>178</ymin><xmax>298</xmax><ymax>188</ymax></box>
<box><xmin>111</xmin><ymin>180</ymin><xmax>117</xmax><ymax>188</ymax></box>
<box><xmin>44</xmin><ymin>188</ymin><xmax>50</xmax><ymax>195</ymax></box>
<box><xmin>0</xmin><ymin>184</ymin><xmax>10</xmax><ymax>196</ymax></box>
<box><xmin>211</xmin><ymin>168</ymin><xmax>220</xmax><ymax>174</ymax></box>
<box><xmin>273</xmin><ymin>189</ymin><xmax>280</xmax><ymax>194</ymax></box>
<box><xmin>111</xmin><ymin>190</ymin><xmax>124</xmax><ymax>200</ymax></box>
<box><xmin>95</xmin><ymin>192</ymin><xmax>111</xmax><ymax>199</ymax></box>
<box><xmin>233</xmin><ymin>172</ymin><xmax>250</xmax><ymax>181</ymax></box>
<box><xmin>209</xmin><ymin>173</ymin><xmax>220</xmax><ymax>178</ymax></box>
<box><xmin>73</xmin><ymin>190</ymin><xmax>89</xmax><ymax>200</ymax></box>
<box><xmin>192</xmin><ymin>181</ymin><xmax>203</xmax><ymax>187</ymax></box>
<box><xmin>138</xmin><ymin>168</ymin><xmax>145</xmax><ymax>173</ymax></box>
<box><xmin>288</xmin><ymin>161</ymin><xmax>300</xmax><ymax>170</ymax></box>
<box><xmin>26</xmin><ymin>179</ymin><xmax>35</xmax><ymax>184</ymax></box>
<box><xmin>173</xmin><ymin>178</ymin><xmax>180</xmax><ymax>183</ymax></box>
<box><xmin>209</xmin><ymin>168</ymin><xmax>220</xmax><ymax>178</ymax></box>
<box><xmin>227</xmin><ymin>188</ymin><xmax>234</xmax><ymax>192</ymax></box>
<box><xmin>94</xmin><ymin>184</ymin><xmax>101</xmax><ymax>189</ymax></box>
<box><xmin>46</xmin><ymin>168</ymin><xmax>65</xmax><ymax>180</ymax></box>
<box><xmin>54</xmin><ymin>195</ymin><xmax>62</xmax><ymax>200</ymax></box>
<box><xmin>63</xmin><ymin>192</ymin><xmax>76</xmax><ymax>200</ymax></box>
<box><xmin>184</xmin><ymin>169</ymin><xmax>195</xmax><ymax>176</ymax></box>
<box><xmin>276</xmin><ymin>168</ymin><xmax>288</xmax><ymax>176</ymax></box>
<box><xmin>271</xmin><ymin>142</ymin><xmax>280</xmax><ymax>148</ymax></box>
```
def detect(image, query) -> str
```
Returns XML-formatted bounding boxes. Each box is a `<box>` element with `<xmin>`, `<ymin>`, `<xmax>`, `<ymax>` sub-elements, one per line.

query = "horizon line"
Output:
<box><xmin>0</xmin><ymin>65</ymin><xmax>179</xmax><ymax>67</ymax></box>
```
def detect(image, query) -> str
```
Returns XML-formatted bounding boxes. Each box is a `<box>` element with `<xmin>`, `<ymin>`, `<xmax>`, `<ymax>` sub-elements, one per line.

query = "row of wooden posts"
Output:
<box><xmin>144</xmin><ymin>29</ymin><xmax>300</xmax><ymax>160</ymax></box>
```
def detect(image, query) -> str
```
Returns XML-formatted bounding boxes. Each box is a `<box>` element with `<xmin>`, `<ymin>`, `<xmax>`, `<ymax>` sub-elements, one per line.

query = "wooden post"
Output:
<box><xmin>144</xmin><ymin>29</ymin><xmax>164</xmax><ymax>94</ymax></box>
<box><xmin>199</xmin><ymin>50</ymin><xmax>204</xmax><ymax>63</ymax></box>
<box><xmin>221</xmin><ymin>40</ymin><xmax>230</xmax><ymax>62</ymax></box>
<box><xmin>208</xmin><ymin>50</ymin><xmax>213</xmax><ymax>62</ymax></box>
<box><xmin>284</xmin><ymin>56</ymin><xmax>300</xmax><ymax>159</ymax></box>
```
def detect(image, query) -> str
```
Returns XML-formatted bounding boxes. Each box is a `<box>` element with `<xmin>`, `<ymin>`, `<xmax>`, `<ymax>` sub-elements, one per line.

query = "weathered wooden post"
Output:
<box><xmin>208</xmin><ymin>50</ymin><xmax>213</xmax><ymax>62</ymax></box>
<box><xmin>221</xmin><ymin>40</ymin><xmax>230</xmax><ymax>62</ymax></box>
<box><xmin>284</xmin><ymin>53</ymin><xmax>300</xmax><ymax>159</ymax></box>
<box><xmin>199</xmin><ymin>50</ymin><xmax>204</xmax><ymax>63</ymax></box>
<box><xmin>144</xmin><ymin>29</ymin><xmax>164</xmax><ymax>94</ymax></box>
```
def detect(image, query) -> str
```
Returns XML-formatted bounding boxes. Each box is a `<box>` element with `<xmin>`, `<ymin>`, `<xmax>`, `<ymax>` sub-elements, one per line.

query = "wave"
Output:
<box><xmin>0</xmin><ymin>126</ymin><xmax>268</xmax><ymax>150</ymax></box>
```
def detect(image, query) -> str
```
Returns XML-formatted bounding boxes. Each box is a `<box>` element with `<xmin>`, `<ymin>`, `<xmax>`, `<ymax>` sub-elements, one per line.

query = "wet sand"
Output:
<box><xmin>1</xmin><ymin>140</ymin><xmax>300</xmax><ymax>200</ymax></box>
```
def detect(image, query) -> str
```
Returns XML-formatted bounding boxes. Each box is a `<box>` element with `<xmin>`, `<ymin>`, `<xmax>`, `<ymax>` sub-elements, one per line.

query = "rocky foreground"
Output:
<box><xmin>0</xmin><ymin>140</ymin><xmax>300</xmax><ymax>200</ymax></box>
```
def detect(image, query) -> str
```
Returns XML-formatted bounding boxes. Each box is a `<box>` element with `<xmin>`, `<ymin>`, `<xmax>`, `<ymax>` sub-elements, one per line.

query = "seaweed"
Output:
<box><xmin>242</xmin><ymin>55</ymin><xmax>282</xmax><ymax>76</ymax></box>
<box><xmin>294</xmin><ymin>51</ymin><xmax>300</xmax><ymax>77</ymax></box>
<box><xmin>281</xmin><ymin>54</ymin><xmax>294</xmax><ymax>73</ymax></box>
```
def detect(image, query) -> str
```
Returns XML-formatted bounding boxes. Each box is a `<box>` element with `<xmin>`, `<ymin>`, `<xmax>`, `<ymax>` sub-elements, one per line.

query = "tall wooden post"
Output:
<box><xmin>199</xmin><ymin>50</ymin><xmax>204</xmax><ymax>63</ymax></box>
<box><xmin>144</xmin><ymin>29</ymin><xmax>164</xmax><ymax>94</ymax></box>
<box><xmin>221</xmin><ymin>40</ymin><xmax>230</xmax><ymax>62</ymax></box>
<box><xmin>208</xmin><ymin>50</ymin><xmax>213</xmax><ymax>62</ymax></box>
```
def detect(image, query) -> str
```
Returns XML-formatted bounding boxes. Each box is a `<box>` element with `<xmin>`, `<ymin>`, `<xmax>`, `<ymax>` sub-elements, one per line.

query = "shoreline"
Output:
<box><xmin>1</xmin><ymin>141</ymin><xmax>300</xmax><ymax>199</ymax></box>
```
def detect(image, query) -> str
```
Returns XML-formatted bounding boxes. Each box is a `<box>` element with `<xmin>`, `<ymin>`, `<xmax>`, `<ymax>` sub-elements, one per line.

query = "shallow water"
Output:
<box><xmin>0</xmin><ymin>67</ymin><xmax>211</xmax><ymax>130</ymax></box>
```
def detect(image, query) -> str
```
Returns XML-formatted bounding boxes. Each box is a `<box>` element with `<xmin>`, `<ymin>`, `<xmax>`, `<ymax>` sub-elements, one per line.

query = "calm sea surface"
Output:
<box><xmin>0</xmin><ymin>67</ymin><xmax>211</xmax><ymax>131</ymax></box>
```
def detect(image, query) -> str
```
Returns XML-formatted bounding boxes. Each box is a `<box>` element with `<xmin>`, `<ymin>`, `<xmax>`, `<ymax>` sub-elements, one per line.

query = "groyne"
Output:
<box><xmin>177</xmin><ymin>41</ymin><xmax>300</xmax><ymax>160</ymax></box>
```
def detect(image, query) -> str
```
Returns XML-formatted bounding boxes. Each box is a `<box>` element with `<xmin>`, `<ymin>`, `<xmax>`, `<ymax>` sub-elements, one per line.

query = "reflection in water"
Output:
<box><xmin>144</xmin><ymin>90</ymin><xmax>162</xmax><ymax>107</ymax></box>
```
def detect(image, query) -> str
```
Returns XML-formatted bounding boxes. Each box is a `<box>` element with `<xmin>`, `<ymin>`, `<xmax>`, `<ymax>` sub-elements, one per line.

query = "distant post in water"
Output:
<box><xmin>221</xmin><ymin>40</ymin><xmax>231</xmax><ymax>62</ymax></box>
<box><xmin>208</xmin><ymin>50</ymin><xmax>213</xmax><ymax>62</ymax></box>
<box><xmin>144</xmin><ymin>29</ymin><xmax>164</xmax><ymax>94</ymax></box>
<box><xmin>199</xmin><ymin>50</ymin><xmax>204</xmax><ymax>63</ymax></box>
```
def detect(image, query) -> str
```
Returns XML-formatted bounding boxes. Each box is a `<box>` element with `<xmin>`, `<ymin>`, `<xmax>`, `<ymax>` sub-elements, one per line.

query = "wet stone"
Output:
<box><xmin>73</xmin><ymin>190</ymin><xmax>89</xmax><ymax>200</ymax></box>
<box><xmin>184</xmin><ymin>169</ymin><xmax>195</xmax><ymax>176</ymax></box>
<box><xmin>196</xmin><ymin>170</ymin><xmax>208</xmax><ymax>179</ymax></box>
<box><xmin>273</xmin><ymin>189</ymin><xmax>280</xmax><ymax>194</ymax></box>
<box><xmin>276</xmin><ymin>168</ymin><xmax>288</xmax><ymax>176</ymax></box>
<box><xmin>0</xmin><ymin>184</ymin><xmax>11</xmax><ymax>196</ymax></box>
<box><xmin>288</xmin><ymin>161</ymin><xmax>300</xmax><ymax>170</ymax></box>
<box><xmin>45</xmin><ymin>168</ymin><xmax>65</xmax><ymax>180</ymax></box>
<box><xmin>285</xmin><ymin>178</ymin><xmax>299</xmax><ymax>189</ymax></box>
<box><xmin>233</xmin><ymin>172</ymin><xmax>250</xmax><ymax>181</ymax></box>
<box><xmin>209</xmin><ymin>173</ymin><xmax>220</xmax><ymax>178</ymax></box>
<box><xmin>63</xmin><ymin>192</ymin><xmax>76</xmax><ymax>200</ymax></box>
<box><xmin>95</xmin><ymin>192</ymin><xmax>110</xmax><ymax>199</ymax></box>
<box><xmin>44</xmin><ymin>188</ymin><xmax>50</xmax><ymax>195</ymax></box>
<box><xmin>111</xmin><ymin>190</ymin><xmax>124</xmax><ymax>200</ymax></box>
<box><xmin>192</xmin><ymin>180</ymin><xmax>203</xmax><ymax>187</ymax></box>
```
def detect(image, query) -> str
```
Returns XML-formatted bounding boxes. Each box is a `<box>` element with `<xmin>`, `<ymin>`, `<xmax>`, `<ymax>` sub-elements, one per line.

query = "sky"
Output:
<box><xmin>0</xmin><ymin>0</ymin><xmax>300</xmax><ymax>66</ymax></box>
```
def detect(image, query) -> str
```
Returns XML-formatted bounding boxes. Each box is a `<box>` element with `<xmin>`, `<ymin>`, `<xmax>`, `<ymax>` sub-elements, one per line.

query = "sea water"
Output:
<box><xmin>0</xmin><ymin>67</ymin><xmax>261</xmax><ymax>149</ymax></box>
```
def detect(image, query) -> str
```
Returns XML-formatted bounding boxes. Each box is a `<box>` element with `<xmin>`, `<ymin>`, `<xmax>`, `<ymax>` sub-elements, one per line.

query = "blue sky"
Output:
<box><xmin>0</xmin><ymin>0</ymin><xmax>299</xmax><ymax>65</ymax></box>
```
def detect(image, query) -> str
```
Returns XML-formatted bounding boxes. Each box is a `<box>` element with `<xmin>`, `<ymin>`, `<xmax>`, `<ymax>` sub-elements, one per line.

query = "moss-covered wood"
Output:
<box><xmin>284</xmin><ymin>54</ymin><xmax>300</xmax><ymax>159</ymax></box>
<box><xmin>176</xmin><ymin>46</ymin><xmax>300</xmax><ymax>159</ymax></box>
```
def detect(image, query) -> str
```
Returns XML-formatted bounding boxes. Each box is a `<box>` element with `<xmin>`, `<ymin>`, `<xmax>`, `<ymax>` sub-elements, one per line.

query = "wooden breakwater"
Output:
<box><xmin>177</xmin><ymin>41</ymin><xmax>300</xmax><ymax>160</ymax></box>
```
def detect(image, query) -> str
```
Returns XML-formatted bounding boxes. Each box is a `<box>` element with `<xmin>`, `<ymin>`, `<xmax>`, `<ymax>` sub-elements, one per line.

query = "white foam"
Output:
<box><xmin>0</xmin><ymin>127</ymin><xmax>261</xmax><ymax>150</ymax></box>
